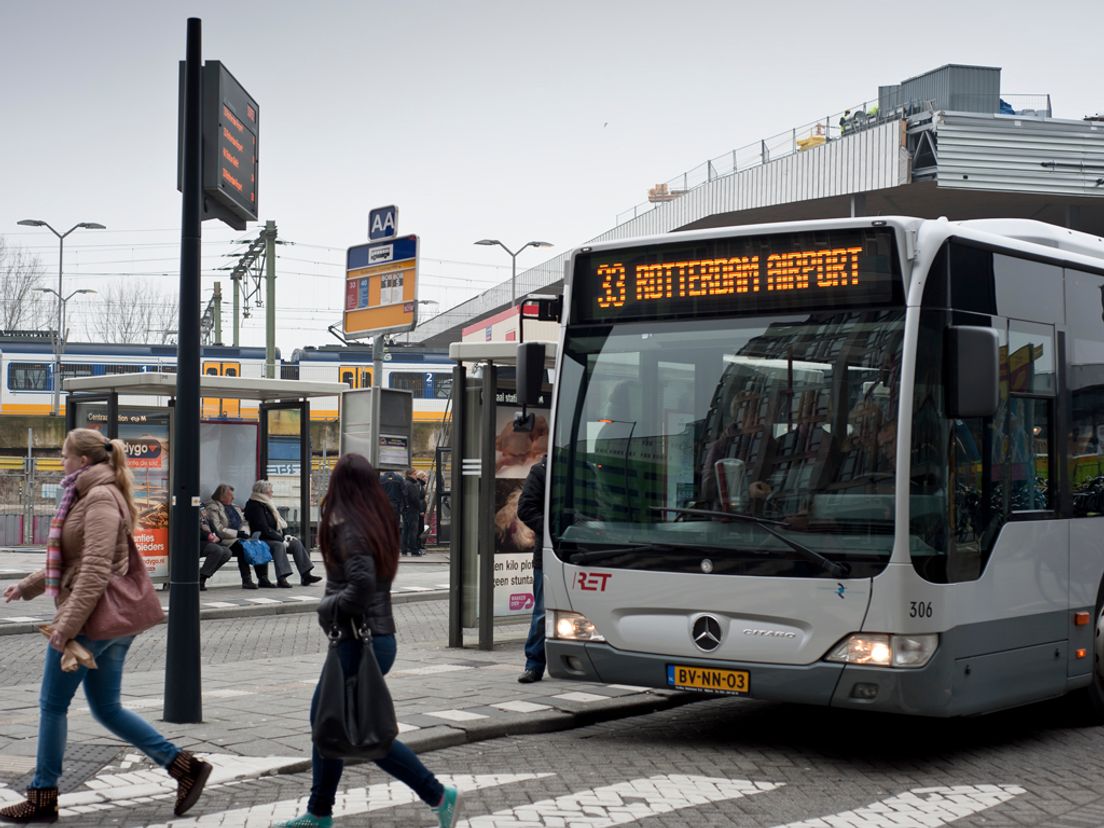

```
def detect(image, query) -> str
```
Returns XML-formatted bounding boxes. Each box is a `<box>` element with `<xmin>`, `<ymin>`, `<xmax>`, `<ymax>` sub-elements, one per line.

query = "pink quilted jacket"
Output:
<box><xmin>18</xmin><ymin>463</ymin><xmax>132</xmax><ymax>640</ymax></box>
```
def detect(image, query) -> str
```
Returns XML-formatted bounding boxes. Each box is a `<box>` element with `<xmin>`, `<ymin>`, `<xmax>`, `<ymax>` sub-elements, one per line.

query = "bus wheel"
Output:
<box><xmin>1071</xmin><ymin>586</ymin><xmax>1104</xmax><ymax>725</ymax></box>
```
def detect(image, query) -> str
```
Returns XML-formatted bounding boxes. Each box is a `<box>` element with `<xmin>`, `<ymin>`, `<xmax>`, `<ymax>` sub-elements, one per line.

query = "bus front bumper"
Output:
<box><xmin>546</xmin><ymin>638</ymin><xmax>1027</xmax><ymax>716</ymax></box>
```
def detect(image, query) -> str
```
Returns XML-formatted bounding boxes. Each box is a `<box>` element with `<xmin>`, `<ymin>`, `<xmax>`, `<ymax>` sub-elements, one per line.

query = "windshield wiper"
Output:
<box><xmin>650</xmin><ymin>507</ymin><xmax>851</xmax><ymax>578</ymax></box>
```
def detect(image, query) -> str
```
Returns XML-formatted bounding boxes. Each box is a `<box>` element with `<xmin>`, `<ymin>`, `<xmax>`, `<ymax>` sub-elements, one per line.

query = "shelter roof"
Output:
<box><xmin>63</xmin><ymin>373</ymin><xmax>348</xmax><ymax>402</ymax></box>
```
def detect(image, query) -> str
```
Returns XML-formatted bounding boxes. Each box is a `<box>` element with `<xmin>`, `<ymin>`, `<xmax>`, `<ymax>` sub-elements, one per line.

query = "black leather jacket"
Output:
<box><xmin>317</xmin><ymin>521</ymin><xmax>396</xmax><ymax>636</ymax></box>
<box><xmin>517</xmin><ymin>456</ymin><xmax>546</xmax><ymax>570</ymax></box>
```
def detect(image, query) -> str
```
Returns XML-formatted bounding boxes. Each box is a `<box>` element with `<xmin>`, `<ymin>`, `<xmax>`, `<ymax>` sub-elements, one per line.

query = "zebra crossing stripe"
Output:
<box><xmin>460</xmin><ymin>774</ymin><xmax>782</xmax><ymax>827</ymax></box>
<box><xmin>770</xmin><ymin>784</ymin><xmax>1027</xmax><ymax>828</ymax></box>
<box><xmin>150</xmin><ymin>773</ymin><xmax>552</xmax><ymax>827</ymax></box>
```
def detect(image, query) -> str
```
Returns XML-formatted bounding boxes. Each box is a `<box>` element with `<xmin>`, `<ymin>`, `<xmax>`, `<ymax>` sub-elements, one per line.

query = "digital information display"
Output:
<box><xmin>344</xmin><ymin>235</ymin><xmax>420</xmax><ymax>338</ymax></box>
<box><xmin>572</xmin><ymin>227</ymin><xmax>901</xmax><ymax>323</ymax></box>
<box><xmin>194</xmin><ymin>61</ymin><xmax>259</xmax><ymax>230</ymax></box>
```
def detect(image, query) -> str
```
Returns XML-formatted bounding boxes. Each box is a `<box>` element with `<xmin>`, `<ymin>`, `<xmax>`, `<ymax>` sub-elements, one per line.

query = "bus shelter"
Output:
<box><xmin>447</xmin><ymin>341</ymin><xmax>556</xmax><ymax>650</ymax></box>
<box><xmin>63</xmin><ymin>373</ymin><xmax>347</xmax><ymax>580</ymax></box>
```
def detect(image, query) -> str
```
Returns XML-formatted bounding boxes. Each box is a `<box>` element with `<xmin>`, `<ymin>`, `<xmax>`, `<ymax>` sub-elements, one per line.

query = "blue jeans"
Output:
<box><xmin>308</xmin><ymin>634</ymin><xmax>444</xmax><ymax>817</ymax></box>
<box><xmin>523</xmin><ymin>572</ymin><xmax>546</xmax><ymax>676</ymax></box>
<box><xmin>33</xmin><ymin>636</ymin><xmax>180</xmax><ymax>788</ymax></box>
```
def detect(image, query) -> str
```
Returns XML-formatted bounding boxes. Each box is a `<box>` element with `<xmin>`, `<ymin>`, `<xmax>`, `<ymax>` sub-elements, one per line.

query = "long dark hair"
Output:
<box><xmin>318</xmin><ymin>453</ymin><xmax>399</xmax><ymax>582</ymax></box>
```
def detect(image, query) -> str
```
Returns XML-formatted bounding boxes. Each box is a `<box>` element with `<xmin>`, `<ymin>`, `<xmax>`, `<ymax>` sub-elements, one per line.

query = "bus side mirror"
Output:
<box><xmin>516</xmin><ymin>342</ymin><xmax>545</xmax><ymax>408</ymax></box>
<box><xmin>944</xmin><ymin>326</ymin><xmax>999</xmax><ymax>418</ymax></box>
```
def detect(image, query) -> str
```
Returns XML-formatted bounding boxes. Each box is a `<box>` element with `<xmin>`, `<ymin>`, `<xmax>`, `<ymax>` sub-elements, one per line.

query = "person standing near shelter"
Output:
<box><xmin>379</xmin><ymin>470</ymin><xmax>405</xmax><ymax>540</ymax></box>
<box><xmin>416</xmin><ymin>470</ymin><xmax>429</xmax><ymax>551</ymax></box>
<box><xmin>515</xmin><ymin>454</ymin><xmax>547</xmax><ymax>683</ymax></box>
<box><xmin>275</xmin><ymin>453</ymin><xmax>460</xmax><ymax>828</ymax></box>
<box><xmin>401</xmin><ymin>469</ymin><xmax>423</xmax><ymax>557</ymax></box>
<box><xmin>1</xmin><ymin>428</ymin><xmax>212</xmax><ymax>823</ymax></box>
<box><xmin>244</xmin><ymin>480</ymin><xmax>322</xmax><ymax>587</ymax></box>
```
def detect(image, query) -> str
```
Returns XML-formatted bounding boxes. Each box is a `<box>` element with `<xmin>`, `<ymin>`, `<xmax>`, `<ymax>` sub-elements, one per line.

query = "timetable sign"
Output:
<box><xmin>344</xmin><ymin>235</ymin><xmax>420</xmax><ymax>338</ymax></box>
<box><xmin>203</xmin><ymin>61</ymin><xmax>259</xmax><ymax>227</ymax></box>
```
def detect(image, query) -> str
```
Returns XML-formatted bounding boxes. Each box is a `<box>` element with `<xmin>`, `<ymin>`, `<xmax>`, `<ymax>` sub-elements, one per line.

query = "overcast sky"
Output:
<box><xmin>2</xmin><ymin>0</ymin><xmax>1100</xmax><ymax>353</ymax></box>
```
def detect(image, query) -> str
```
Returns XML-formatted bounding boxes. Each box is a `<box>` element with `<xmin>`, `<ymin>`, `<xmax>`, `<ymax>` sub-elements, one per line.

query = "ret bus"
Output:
<box><xmin>530</xmin><ymin>216</ymin><xmax>1104</xmax><ymax>719</ymax></box>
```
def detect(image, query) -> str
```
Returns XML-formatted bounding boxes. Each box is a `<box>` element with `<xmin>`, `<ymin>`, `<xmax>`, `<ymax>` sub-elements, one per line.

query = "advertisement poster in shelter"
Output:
<box><xmin>492</xmin><ymin>390</ymin><xmax>550</xmax><ymax>618</ymax></box>
<box><xmin>83</xmin><ymin>409</ymin><xmax>171</xmax><ymax>578</ymax></box>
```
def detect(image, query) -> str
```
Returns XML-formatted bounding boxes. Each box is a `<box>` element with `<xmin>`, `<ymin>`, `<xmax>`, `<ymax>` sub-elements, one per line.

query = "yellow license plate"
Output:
<box><xmin>667</xmin><ymin>664</ymin><xmax>750</xmax><ymax>696</ymax></box>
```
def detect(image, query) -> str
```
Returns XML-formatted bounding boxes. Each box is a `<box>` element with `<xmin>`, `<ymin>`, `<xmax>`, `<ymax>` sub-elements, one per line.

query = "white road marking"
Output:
<box><xmin>552</xmin><ymin>691</ymin><xmax>611</xmax><ymax>703</ymax></box>
<box><xmin>393</xmin><ymin>664</ymin><xmax>476</xmax><ymax>676</ymax></box>
<box><xmin>0</xmin><ymin>754</ymin><xmax>308</xmax><ymax>810</ymax></box>
<box><xmin>426</xmin><ymin>709</ymin><xmax>490</xmax><ymax>722</ymax></box>
<box><xmin>152</xmin><ymin>773</ymin><xmax>552</xmax><ymax>827</ymax></box>
<box><xmin>492</xmin><ymin>700</ymin><xmax>552</xmax><ymax>713</ymax></box>
<box><xmin>462</xmin><ymin>774</ymin><xmax>782</xmax><ymax>827</ymax></box>
<box><xmin>770</xmin><ymin>784</ymin><xmax>1027</xmax><ymax>828</ymax></box>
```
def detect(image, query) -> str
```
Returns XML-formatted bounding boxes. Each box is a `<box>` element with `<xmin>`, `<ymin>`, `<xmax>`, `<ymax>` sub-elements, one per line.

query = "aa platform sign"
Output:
<box><xmin>344</xmin><ymin>235</ymin><xmax>419</xmax><ymax>338</ymax></box>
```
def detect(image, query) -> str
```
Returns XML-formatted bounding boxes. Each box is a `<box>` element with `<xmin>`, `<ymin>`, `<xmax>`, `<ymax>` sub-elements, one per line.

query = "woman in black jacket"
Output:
<box><xmin>275</xmin><ymin>454</ymin><xmax>460</xmax><ymax>828</ymax></box>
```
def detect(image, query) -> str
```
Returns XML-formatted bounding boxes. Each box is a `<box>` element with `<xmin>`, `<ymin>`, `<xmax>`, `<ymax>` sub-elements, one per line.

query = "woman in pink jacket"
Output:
<box><xmin>1</xmin><ymin>429</ymin><xmax>212</xmax><ymax>824</ymax></box>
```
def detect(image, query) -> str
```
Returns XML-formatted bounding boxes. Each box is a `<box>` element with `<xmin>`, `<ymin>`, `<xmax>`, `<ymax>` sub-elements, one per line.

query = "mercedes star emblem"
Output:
<box><xmin>692</xmin><ymin>615</ymin><xmax>723</xmax><ymax>652</ymax></box>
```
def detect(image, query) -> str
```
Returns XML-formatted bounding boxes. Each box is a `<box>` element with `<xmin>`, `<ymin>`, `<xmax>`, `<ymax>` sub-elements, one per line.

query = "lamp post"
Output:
<box><xmin>18</xmin><ymin>219</ymin><xmax>106</xmax><ymax>416</ymax></box>
<box><xmin>35</xmin><ymin>288</ymin><xmax>97</xmax><ymax>415</ymax></box>
<box><xmin>473</xmin><ymin>239</ymin><xmax>554</xmax><ymax>308</ymax></box>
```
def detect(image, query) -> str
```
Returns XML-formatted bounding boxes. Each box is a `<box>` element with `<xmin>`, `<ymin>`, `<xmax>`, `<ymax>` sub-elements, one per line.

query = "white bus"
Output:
<box><xmin>534</xmin><ymin>216</ymin><xmax>1104</xmax><ymax>718</ymax></box>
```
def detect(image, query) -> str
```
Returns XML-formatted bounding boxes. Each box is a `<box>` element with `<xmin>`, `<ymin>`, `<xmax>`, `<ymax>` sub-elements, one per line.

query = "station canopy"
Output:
<box><xmin>63</xmin><ymin>372</ymin><xmax>348</xmax><ymax>401</ymax></box>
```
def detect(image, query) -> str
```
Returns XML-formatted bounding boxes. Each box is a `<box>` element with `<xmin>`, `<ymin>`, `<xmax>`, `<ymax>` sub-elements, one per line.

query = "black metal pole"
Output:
<box><xmin>448</xmin><ymin>363</ymin><xmax>465</xmax><ymax>648</ymax></box>
<box><xmin>165</xmin><ymin>16</ymin><xmax>203</xmax><ymax>724</ymax></box>
<box><xmin>478</xmin><ymin>362</ymin><xmax>496</xmax><ymax>650</ymax></box>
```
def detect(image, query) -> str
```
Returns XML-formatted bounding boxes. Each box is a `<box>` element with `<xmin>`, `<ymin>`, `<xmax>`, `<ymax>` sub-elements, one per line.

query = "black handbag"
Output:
<box><xmin>311</xmin><ymin>621</ymin><xmax>399</xmax><ymax>760</ymax></box>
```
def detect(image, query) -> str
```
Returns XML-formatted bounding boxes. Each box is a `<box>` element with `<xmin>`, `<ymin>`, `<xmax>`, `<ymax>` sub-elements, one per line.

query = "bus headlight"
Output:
<box><xmin>550</xmin><ymin>610</ymin><xmax>605</xmax><ymax>642</ymax></box>
<box><xmin>825</xmin><ymin>633</ymin><xmax>938</xmax><ymax>668</ymax></box>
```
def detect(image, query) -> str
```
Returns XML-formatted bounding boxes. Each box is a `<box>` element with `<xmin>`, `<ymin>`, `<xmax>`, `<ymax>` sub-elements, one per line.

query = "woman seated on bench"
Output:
<box><xmin>243</xmin><ymin>479</ymin><xmax>321</xmax><ymax>587</ymax></box>
<box><xmin>205</xmin><ymin>483</ymin><xmax>273</xmax><ymax>590</ymax></box>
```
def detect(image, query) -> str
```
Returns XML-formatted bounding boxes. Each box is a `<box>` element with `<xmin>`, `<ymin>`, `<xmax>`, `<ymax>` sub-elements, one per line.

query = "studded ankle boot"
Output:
<box><xmin>167</xmin><ymin>750</ymin><xmax>213</xmax><ymax>817</ymax></box>
<box><xmin>0</xmin><ymin>787</ymin><xmax>59</xmax><ymax>824</ymax></box>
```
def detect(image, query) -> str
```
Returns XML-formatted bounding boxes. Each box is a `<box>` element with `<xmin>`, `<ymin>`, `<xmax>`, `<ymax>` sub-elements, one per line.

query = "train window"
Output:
<box><xmin>59</xmin><ymin>364</ymin><xmax>94</xmax><ymax>382</ymax></box>
<box><xmin>281</xmin><ymin>364</ymin><xmax>300</xmax><ymax>381</ymax></box>
<box><xmin>223</xmin><ymin>363</ymin><xmax>239</xmax><ymax>378</ymax></box>
<box><xmin>388</xmin><ymin>371</ymin><xmax>426</xmax><ymax>396</ymax></box>
<box><xmin>203</xmin><ymin>362</ymin><xmax>221</xmax><ymax>376</ymax></box>
<box><xmin>8</xmin><ymin>362</ymin><xmax>50</xmax><ymax>391</ymax></box>
<box><xmin>388</xmin><ymin>371</ymin><xmax>450</xmax><ymax>399</ymax></box>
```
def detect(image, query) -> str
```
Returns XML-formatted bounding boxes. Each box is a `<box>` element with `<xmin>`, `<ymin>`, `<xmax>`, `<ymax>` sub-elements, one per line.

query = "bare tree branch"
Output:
<box><xmin>0</xmin><ymin>237</ymin><xmax>50</xmax><ymax>331</ymax></box>
<box><xmin>84</xmin><ymin>280</ymin><xmax>180</xmax><ymax>344</ymax></box>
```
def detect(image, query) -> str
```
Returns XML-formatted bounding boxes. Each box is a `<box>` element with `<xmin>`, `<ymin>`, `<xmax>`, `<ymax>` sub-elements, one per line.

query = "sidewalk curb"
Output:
<box><xmin>0</xmin><ymin>588</ymin><xmax>449</xmax><ymax>636</ymax></box>
<box><xmin>264</xmin><ymin>690</ymin><xmax>702</xmax><ymax>778</ymax></box>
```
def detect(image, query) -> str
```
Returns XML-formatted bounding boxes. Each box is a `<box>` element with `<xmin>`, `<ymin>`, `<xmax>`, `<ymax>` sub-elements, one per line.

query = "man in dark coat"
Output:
<box><xmin>515</xmin><ymin>455</ymin><xmax>546</xmax><ymax>683</ymax></box>
<box><xmin>401</xmin><ymin>469</ymin><xmax>423</xmax><ymax>556</ymax></box>
<box><xmin>380</xmin><ymin>470</ymin><xmax>405</xmax><ymax>538</ymax></box>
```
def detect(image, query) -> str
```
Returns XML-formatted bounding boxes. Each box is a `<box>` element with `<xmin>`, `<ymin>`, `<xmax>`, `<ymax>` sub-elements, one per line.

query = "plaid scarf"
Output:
<box><xmin>45</xmin><ymin>466</ymin><xmax>89</xmax><ymax>597</ymax></box>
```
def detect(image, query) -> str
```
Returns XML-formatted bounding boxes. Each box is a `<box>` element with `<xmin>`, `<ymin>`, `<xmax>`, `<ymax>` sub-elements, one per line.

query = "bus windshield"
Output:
<box><xmin>551</xmin><ymin>309</ymin><xmax>905</xmax><ymax>578</ymax></box>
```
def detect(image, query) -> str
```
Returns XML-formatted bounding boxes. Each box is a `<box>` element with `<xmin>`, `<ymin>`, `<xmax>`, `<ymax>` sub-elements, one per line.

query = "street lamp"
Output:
<box><xmin>19</xmin><ymin>218</ymin><xmax>106</xmax><ymax>416</ymax></box>
<box><xmin>473</xmin><ymin>239</ymin><xmax>554</xmax><ymax>308</ymax></box>
<box><xmin>35</xmin><ymin>288</ymin><xmax>97</xmax><ymax>414</ymax></box>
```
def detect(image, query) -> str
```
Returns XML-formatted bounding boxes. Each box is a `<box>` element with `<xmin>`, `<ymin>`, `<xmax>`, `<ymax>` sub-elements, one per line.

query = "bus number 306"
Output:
<box><xmin>909</xmin><ymin>601</ymin><xmax>933</xmax><ymax>618</ymax></box>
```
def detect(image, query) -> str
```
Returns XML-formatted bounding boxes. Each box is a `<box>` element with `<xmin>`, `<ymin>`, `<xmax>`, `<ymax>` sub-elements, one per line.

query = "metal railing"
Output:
<box><xmin>616</xmin><ymin>92</ymin><xmax>1053</xmax><ymax>226</ymax></box>
<box><xmin>0</xmin><ymin>457</ymin><xmax>64</xmax><ymax>545</ymax></box>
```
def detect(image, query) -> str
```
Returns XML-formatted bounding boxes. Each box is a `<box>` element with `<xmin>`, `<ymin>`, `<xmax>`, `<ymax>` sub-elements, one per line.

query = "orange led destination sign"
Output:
<box><xmin>574</xmin><ymin>228</ymin><xmax>900</xmax><ymax>323</ymax></box>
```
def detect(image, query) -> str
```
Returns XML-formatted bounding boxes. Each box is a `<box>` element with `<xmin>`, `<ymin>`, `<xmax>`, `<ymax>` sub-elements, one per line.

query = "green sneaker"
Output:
<box><xmin>273</xmin><ymin>813</ymin><xmax>333</xmax><ymax>828</ymax></box>
<box><xmin>433</xmin><ymin>785</ymin><xmax>462</xmax><ymax>828</ymax></box>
